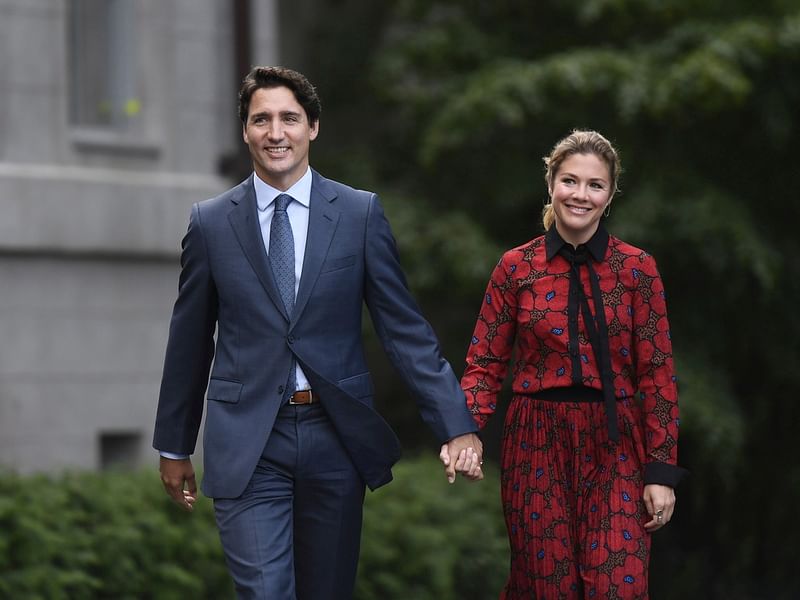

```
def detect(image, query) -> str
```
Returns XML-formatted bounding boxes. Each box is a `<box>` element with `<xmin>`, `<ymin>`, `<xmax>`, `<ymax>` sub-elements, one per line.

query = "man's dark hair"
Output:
<box><xmin>238</xmin><ymin>66</ymin><xmax>322</xmax><ymax>125</ymax></box>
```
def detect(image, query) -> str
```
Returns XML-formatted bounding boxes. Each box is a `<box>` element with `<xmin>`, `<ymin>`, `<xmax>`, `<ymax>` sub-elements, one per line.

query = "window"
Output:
<box><xmin>99</xmin><ymin>431</ymin><xmax>142</xmax><ymax>470</ymax></box>
<box><xmin>69</xmin><ymin>0</ymin><xmax>141</xmax><ymax>131</ymax></box>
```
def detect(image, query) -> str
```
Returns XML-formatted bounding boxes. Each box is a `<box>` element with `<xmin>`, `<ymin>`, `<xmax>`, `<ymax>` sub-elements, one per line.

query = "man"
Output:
<box><xmin>153</xmin><ymin>66</ymin><xmax>483</xmax><ymax>599</ymax></box>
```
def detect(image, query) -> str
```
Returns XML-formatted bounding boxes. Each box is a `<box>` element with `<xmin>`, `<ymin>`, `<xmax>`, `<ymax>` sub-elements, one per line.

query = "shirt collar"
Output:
<box><xmin>254</xmin><ymin>167</ymin><xmax>313</xmax><ymax>211</ymax></box>
<box><xmin>545</xmin><ymin>224</ymin><xmax>609</xmax><ymax>262</ymax></box>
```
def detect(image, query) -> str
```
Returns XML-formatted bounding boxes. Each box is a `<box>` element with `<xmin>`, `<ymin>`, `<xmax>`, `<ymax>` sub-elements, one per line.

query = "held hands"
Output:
<box><xmin>159</xmin><ymin>456</ymin><xmax>198</xmax><ymax>512</ymax></box>
<box><xmin>439</xmin><ymin>433</ymin><xmax>484</xmax><ymax>484</ymax></box>
<box><xmin>643</xmin><ymin>483</ymin><xmax>675</xmax><ymax>532</ymax></box>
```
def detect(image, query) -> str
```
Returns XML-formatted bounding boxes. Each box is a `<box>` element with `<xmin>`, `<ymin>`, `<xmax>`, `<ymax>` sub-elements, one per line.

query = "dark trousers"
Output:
<box><xmin>214</xmin><ymin>402</ymin><xmax>365</xmax><ymax>600</ymax></box>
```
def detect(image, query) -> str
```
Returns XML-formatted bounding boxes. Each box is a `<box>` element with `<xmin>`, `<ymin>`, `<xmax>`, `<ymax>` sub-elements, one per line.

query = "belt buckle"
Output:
<box><xmin>289</xmin><ymin>390</ymin><xmax>313</xmax><ymax>405</ymax></box>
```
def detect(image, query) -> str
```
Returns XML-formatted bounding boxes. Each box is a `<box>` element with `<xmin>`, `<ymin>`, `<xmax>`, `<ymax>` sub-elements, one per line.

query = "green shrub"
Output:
<box><xmin>0</xmin><ymin>469</ymin><xmax>233</xmax><ymax>599</ymax></box>
<box><xmin>0</xmin><ymin>456</ymin><xmax>508</xmax><ymax>599</ymax></box>
<box><xmin>356</xmin><ymin>456</ymin><xmax>508</xmax><ymax>600</ymax></box>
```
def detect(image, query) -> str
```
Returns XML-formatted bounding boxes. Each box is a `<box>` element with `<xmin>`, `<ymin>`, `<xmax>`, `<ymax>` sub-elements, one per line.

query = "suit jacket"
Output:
<box><xmin>153</xmin><ymin>170</ymin><xmax>477</xmax><ymax>498</ymax></box>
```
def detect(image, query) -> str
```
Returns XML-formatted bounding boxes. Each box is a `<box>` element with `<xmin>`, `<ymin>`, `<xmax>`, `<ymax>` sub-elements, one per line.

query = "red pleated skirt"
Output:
<box><xmin>498</xmin><ymin>394</ymin><xmax>651</xmax><ymax>600</ymax></box>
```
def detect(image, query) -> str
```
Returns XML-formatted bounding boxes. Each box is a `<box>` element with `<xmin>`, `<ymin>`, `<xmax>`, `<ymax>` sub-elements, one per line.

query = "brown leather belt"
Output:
<box><xmin>289</xmin><ymin>389</ymin><xmax>316</xmax><ymax>405</ymax></box>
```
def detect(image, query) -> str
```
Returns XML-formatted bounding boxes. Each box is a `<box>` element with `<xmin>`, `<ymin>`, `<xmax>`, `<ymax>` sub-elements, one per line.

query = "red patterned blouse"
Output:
<box><xmin>462</xmin><ymin>226</ymin><xmax>685</xmax><ymax>486</ymax></box>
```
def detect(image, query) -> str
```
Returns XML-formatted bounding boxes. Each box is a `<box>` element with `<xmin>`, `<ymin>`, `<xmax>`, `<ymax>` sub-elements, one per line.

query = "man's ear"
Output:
<box><xmin>309</xmin><ymin>120</ymin><xmax>320</xmax><ymax>141</ymax></box>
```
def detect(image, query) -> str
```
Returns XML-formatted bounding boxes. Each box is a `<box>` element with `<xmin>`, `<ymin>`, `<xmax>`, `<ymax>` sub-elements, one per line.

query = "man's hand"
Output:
<box><xmin>439</xmin><ymin>433</ymin><xmax>484</xmax><ymax>483</ymax></box>
<box><xmin>159</xmin><ymin>456</ymin><xmax>198</xmax><ymax>511</ymax></box>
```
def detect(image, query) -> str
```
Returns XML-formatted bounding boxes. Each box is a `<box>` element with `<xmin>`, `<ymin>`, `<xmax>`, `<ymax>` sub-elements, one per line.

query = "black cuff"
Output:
<box><xmin>644</xmin><ymin>461</ymin><xmax>689</xmax><ymax>488</ymax></box>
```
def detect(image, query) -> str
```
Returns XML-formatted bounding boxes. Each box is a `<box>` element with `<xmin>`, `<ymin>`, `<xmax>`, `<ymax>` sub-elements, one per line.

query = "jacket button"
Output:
<box><xmin>278</xmin><ymin>385</ymin><xmax>284</xmax><ymax>395</ymax></box>
<box><xmin>287</xmin><ymin>335</ymin><xmax>295</xmax><ymax>344</ymax></box>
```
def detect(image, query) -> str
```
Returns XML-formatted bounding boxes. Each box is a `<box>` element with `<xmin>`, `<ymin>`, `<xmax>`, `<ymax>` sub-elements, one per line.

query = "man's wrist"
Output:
<box><xmin>159</xmin><ymin>451</ymin><xmax>190</xmax><ymax>460</ymax></box>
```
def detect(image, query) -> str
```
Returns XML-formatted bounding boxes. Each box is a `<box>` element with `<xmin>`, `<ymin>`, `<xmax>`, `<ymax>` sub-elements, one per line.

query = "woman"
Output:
<box><xmin>461</xmin><ymin>130</ymin><xmax>686</xmax><ymax>598</ymax></box>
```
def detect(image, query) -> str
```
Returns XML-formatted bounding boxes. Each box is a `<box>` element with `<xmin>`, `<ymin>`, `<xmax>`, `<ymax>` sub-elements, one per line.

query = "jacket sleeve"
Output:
<box><xmin>152</xmin><ymin>203</ymin><xmax>218</xmax><ymax>454</ymax></box>
<box><xmin>461</xmin><ymin>252</ymin><xmax>518</xmax><ymax>429</ymax></box>
<box><xmin>633</xmin><ymin>255</ymin><xmax>687</xmax><ymax>487</ymax></box>
<box><xmin>362</xmin><ymin>194</ymin><xmax>477</xmax><ymax>443</ymax></box>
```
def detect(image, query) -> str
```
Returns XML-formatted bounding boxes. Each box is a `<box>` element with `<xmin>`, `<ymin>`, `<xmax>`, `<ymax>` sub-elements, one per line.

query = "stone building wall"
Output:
<box><xmin>0</xmin><ymin>0</ymin><xmax>279</xmax><ymax>472</ymax></box>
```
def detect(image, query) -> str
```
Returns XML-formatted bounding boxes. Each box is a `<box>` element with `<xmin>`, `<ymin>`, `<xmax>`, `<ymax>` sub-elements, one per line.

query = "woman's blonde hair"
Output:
<box><xmin>541</xmin><ymin>129</ymin><xmax>621</xmax><ymax>230</ymax></box>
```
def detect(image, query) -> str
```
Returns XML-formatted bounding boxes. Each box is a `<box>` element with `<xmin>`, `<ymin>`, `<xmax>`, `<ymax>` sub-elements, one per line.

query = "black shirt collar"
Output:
<box><xmin>545</xmin><ymin>224</ymin><xmax>609</xmax><ymax>262</ymax></box>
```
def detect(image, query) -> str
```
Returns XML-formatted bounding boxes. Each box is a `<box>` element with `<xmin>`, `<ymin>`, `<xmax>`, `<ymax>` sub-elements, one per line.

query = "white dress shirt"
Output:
<box><xmin>253</xmin><ymin>167</ymin><xmax>312</xmax><ymax>392</ymax></box>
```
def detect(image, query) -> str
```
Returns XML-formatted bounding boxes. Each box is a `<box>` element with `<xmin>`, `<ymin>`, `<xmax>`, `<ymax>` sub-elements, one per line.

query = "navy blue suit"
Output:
<box><xmin>153</xmin><ymin>170</ymin><xmax>476</xmax><ymax>598</ymax></box>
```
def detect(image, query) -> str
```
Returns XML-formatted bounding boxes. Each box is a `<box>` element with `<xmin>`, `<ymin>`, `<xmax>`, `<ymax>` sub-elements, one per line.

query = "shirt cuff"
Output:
<box><xmin>159</xmin><ymin>451</ymin><xmax>190</xmax><ymax>460</ymax></box>
<box><xmin>644</xmin><ymin>461</ymin><xmax>689</xmax><ymax>488</ymax></box>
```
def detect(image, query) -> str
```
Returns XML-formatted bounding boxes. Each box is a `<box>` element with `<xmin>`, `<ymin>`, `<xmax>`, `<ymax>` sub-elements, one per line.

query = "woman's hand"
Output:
<box><xmin>643</xmin><ymin>483</ymin><xmax>675</xmax><ymax>532</ymax></box>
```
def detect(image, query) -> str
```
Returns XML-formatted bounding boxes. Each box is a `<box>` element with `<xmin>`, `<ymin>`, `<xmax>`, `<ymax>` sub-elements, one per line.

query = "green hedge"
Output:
<box><xmin>356</xmin><ymin>456</ymin><xmax>507</xmax><ymax>600</ymax></box>
<box><xmin>0</xmin><ymin>468</ymin><xmax>232</xmax><ymax>599</ymax></box>
<box><xmin>0</xmin><ymin>457</ymin><xmax>507</xmax><ymax>599</ymax></box>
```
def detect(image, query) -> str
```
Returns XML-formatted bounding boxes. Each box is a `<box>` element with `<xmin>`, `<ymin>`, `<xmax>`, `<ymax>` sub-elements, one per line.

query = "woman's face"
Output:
<box><xmin>549</xmin><ymin>152</ymin><xmax>613</xmax><ymax>246</ymax></box>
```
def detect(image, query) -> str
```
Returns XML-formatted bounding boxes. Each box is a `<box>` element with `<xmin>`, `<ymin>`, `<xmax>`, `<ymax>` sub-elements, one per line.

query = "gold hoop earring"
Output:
<box><xmin>604</xmin><ymin>203</ymin><xmax>612</xmax><ymax>217</ymax></box>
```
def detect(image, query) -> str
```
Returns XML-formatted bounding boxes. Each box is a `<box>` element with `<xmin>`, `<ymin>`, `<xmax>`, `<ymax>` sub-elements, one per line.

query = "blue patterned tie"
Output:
<box><xmin>269</xmin><ymin>193</ymin><xmax>296</xmax><ymax>395</ymax></box>
<box><xmin>269</xmin><ymin>194</ymin><xmax>296</xmax><ymax>315</ymax></box>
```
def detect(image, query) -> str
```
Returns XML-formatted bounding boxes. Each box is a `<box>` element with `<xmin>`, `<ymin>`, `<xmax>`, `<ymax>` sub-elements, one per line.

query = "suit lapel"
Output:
<box><xmin>227</xmin><ymin>175</ymin><xmax>290</xmax><ymax>321</ymax></box>
<box><xmin>292</xmin><ymin>172</ymin><xmax>339</xmax><ymax>327</ymax></box>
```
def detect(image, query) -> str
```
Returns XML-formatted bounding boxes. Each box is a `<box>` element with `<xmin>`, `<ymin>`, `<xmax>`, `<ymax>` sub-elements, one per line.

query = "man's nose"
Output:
<box><xmin>267</xmin><ymin>120</ymin><xmax>283</xmax><ymax>140</ymax></box>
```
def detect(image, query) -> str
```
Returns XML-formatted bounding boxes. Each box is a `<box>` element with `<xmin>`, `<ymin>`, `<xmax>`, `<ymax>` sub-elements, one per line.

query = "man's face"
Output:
<box><xmin>242</xmin><ymin>86</ymin><xmax>319</xmax><ymax>190</ymax></box>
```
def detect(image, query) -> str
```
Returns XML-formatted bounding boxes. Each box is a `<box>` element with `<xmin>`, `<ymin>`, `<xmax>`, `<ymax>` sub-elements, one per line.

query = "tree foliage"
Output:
<box><xmin>300</xmin><ymin>0</ymin><xmax>800</xmax><ymax>596</ymax></box>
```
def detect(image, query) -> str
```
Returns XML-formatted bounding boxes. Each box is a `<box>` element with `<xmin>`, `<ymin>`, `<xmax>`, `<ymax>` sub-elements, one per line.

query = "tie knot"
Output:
<box><xmin>274</xmin><ymin>194</ymin><xmax>293</xmax><ymax>212</ymax></box>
